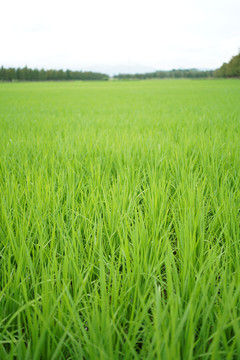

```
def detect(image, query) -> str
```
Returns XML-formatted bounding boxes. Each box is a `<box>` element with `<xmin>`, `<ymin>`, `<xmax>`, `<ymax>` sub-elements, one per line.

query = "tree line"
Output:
<box><xmin>0</xmin><ymin>66</ymin><xmax>109</xmax><ymax>81</ymax></box>
<box><xmin>114</xmin><ymin>69</ymin><xmax>214</xmax><ymax>80</ymax></box>
<box><xmin>114</xmin><ymin>52</ymin><xmax>240</xmax><ymax>80</ymax></box>
<box><xmin>1</xmin><ymin>52</ymin><xmax>239</xmax><ymax>82</ymax></box>
<box><xmin>0</xmin><ymin>66</ymin><xmax>215</xmax><ymax>82</ymax></box>
<box><xmin>214</xmin><ymin>52</ymin><xmax>240</xmax><ymax>78</ymax></box>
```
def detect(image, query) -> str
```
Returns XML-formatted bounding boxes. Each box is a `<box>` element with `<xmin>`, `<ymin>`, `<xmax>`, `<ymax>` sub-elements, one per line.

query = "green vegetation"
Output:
<box><xmin>0</xmin><ymin>66</ymin><xmax>109</xmax><ymax>81</ymax></box>
<box><xmin>2</xmin><ymin>52</ymin><xmax>240</xmax><ymax>82</ymax></box>
<box><xmin>114</xmin><ymin>69</ymin><xmax>214</xmax><ymax>80</ymax></box>
<box><xmin>214</xmin><ymin>52</ymin><xmax>240</xmax><ymax>78</ymax></box>
<box><xmin>0</xmin><ymin>79</ymin><xmax>240</xmax><ymax>359</ymax></box>
<box><xmin>0</xmin><ymin>66</ymin><xmax>214</xmax><ymax>82</ymax></box>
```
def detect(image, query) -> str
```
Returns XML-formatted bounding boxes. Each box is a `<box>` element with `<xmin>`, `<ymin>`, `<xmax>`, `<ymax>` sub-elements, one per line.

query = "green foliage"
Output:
<box><xmin>0</xmin><ymin>80</ymin><xmax>240</xmax><ymax>359</ymax></box>
<box><xmin>214</xmin><ymin>52</ymin><xmax>240</xmax><ymax>78</ymax></box>
<box><xmin>0</xmin><ymin>66</ymin><xmax>109</xmax><ymax>82</ymax></box>
<box><xmin>114</xmin><ymin>69</ymin><xmax>214</xmax><ymax>80</ymax></box>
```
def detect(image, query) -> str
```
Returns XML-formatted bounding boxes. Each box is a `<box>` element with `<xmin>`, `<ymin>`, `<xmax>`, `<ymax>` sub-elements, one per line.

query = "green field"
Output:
<box><xmin>0</xmin><ymin>79</ymin><xmax>240</xmax><ymax>359</ymax></box>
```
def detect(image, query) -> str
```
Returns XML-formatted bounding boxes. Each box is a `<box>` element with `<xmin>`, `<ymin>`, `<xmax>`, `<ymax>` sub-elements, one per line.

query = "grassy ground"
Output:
<box><xmin>0</xmin><ymin>79</ymin><xmax>240</xmax><ymax>359</ymax></box>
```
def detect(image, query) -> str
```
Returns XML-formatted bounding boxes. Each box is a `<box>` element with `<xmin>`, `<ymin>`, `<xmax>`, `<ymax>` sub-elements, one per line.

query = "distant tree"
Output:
<box><xmin>114</xmin><ymin>68</ymin><xmax>214</xmax><ymax>80</ymax></box>
<box><xmin>214</xmin><ymin>52</ymin><xmax>240</xmax><ymax>78</ymax></box>
<box><xmin>0</xmin><ymin>66</ymin><xmax>110</xmax><ymax>82</ymax></box>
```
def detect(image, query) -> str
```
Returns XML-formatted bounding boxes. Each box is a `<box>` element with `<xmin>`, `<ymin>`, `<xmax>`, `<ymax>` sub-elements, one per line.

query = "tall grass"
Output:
<box><xmin>0</xmin><ymin>79</ymin><xmax>240</xmax><ymax>359</ymax></box>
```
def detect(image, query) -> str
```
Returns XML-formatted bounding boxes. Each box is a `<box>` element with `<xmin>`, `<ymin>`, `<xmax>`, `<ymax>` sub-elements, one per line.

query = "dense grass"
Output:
<box><xmin>0</xmin><ymin>79</ymin><xmax>240</xmax><ymax>359</ymax></box>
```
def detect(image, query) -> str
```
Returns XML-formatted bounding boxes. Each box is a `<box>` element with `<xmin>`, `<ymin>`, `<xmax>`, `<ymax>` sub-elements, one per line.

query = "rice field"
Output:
<box><xmin>0</xmin><ymin>79</ymin><xmax>240</xmax><ymax>359</ymax></box>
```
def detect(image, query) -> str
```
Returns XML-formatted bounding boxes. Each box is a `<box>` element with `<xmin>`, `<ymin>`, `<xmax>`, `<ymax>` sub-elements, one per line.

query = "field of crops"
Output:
<box><xmin>0</xmin><ymin>79</ymin><xmax>240</xmax><ymax>359</ymax></box>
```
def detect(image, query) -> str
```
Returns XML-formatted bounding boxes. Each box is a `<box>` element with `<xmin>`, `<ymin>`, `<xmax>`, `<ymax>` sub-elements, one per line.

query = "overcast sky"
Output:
<box><xmin>1</xmin><ymin>0</ymin><xmax>239</xmax><ymax>75</ymax></box>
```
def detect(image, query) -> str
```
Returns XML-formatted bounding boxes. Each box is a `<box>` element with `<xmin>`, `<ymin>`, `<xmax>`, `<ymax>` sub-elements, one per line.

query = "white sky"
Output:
<box><xmin>1</xmin><ymin>0</ymin><xmax>240</xmax><ymax>75</ymax></box>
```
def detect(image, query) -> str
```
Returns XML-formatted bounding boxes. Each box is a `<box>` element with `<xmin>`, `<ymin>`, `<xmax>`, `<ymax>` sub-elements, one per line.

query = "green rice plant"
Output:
<box><xmin>0</xmin><ymin>79</ymin><xmax>240</xmax><ymax>359</ymax></box>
